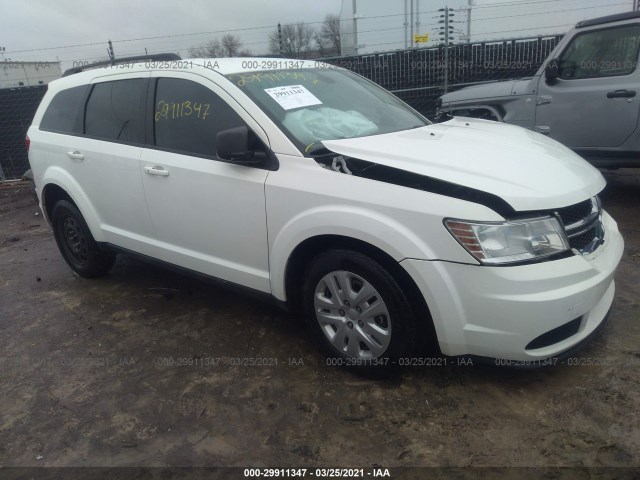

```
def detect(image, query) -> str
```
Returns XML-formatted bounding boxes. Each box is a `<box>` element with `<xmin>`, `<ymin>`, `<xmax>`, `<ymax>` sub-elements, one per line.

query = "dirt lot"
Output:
<box><xmin>0</xmin><ymin>170</ymin><xmax>639</xmax><ymax>473</ymax></box>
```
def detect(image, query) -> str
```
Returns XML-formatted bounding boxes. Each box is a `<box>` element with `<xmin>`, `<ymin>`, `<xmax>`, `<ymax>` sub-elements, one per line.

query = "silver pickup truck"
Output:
<box><xmin>437</xmin><ymin>11</ymin><xmax>640</xmax><ymax>168</ymax></box>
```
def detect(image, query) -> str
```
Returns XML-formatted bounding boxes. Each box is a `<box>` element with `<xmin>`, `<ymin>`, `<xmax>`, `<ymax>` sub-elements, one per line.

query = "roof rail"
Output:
<box><xmin>63</xmin><ymin>53</ymin><xmax>182</xmax><ymax>76</ymax></box>
<box><xmin>576</xmin><ymin>11</ymin><xmax>640</xmax><ymax>28</ymax></box>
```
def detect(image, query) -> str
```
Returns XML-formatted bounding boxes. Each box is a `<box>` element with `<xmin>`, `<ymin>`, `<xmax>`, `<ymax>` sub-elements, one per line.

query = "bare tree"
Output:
<box><xmin>269</xmin><ymin>22</ymin><xmax>316</xmax><ymax>59</ymax></box>
<box><xmin>221</xmin><ymin>34</ymin><xmax>249</xmax><ymax>56</ymax></box>
<box><xmin>189</xmin><ymin>39</ymin><xmax>223</xmax><ymax>57</ymax></box>
<box><xmin>189</xmin><ymin>34</ymin><xmax>251</xmax><ymax>57</ymax></box>
<box><xmin>316</xmin><ymin>14</ymin><xmax>341</xmax><ymax>57</ymax></box>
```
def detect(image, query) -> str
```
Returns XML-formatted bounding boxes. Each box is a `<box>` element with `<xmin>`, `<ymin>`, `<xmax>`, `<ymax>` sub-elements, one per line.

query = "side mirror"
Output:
<box><xmin>216</xmin><ymin>126</ymin><xmax>266</xmax><ymax>165</ymax></box>
<box><xmin>545</xmin><ymin>58</ymin><xmax>561</xmax><ymax>82</ymax></box>
<box><xmin>433</xmin><ymin>111</ymin><xmax>454</xmax><ymax>123</ymax></box>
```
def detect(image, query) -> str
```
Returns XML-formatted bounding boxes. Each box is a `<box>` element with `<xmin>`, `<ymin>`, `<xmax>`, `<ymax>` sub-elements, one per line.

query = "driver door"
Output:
<box><xmin>535</xmin><ymin>24</ymin><xmax>640</xmax><ymax>148</ymax></box>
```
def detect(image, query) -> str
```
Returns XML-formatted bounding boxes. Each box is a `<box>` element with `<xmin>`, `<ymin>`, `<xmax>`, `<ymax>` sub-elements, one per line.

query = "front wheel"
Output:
<box><xmin>303</xmin><ymin>249</ymin><xmax>418</xmax><ymax>367</ymax></box>
<box><xmin>51</xmin><ymin>200</ymin><xmax>115</xmax><ymax>278</ymax></box>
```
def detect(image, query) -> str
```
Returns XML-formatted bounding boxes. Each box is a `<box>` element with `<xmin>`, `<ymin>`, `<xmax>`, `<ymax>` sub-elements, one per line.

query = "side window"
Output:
<box><xmin>153</xmin><ymin>78</ymin><xmax>245</xmax><ymax>157</ymax></box>
<box><xmin>40</xmin><ymin>85</ymin><xmax>88</xmax><ymax>133</ymax></box>
<box><xmin>559</xmin><ymin>25</ymin><xmax>640</xmax><ymax>79</ymax></box>
<box><xmin>85</xmin><ymin>79</ymin><xmax>146</xmax><ymax>143</ymax></box>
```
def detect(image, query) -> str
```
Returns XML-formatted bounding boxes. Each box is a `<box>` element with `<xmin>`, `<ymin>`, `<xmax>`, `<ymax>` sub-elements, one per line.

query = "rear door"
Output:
<box><xmin>139</xmin><ymin>73</ymin><xmax>271</xmax><ymax>292</ymax></box>
<box><xmin>45</xmin><ymin>74</ymin><xmax>156</xmax><ymax>252</ymax></box>
<box><xmin>535</xmin><ymin>23</ymin><xmax>640</xmax><ymax>148</ymax></box>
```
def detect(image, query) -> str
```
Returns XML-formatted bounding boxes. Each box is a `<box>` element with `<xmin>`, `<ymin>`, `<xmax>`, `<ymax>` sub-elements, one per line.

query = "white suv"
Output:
<box><xmin>27</xmin><ymin>55</ymin><xmax>624</xmax><ymax>367</ymax></box>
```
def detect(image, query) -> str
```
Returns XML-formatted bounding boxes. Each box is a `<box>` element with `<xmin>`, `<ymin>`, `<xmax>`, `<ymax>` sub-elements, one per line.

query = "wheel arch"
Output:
<box><xmin>282</xmin><ymin>234</ymin><xmax>439</xmax><ymax>352</ymax></box>
<box><xmin>40</xmin><ymin>167</ymin><xmax>102</xmax><ymax>239</ymax></box>
<box><xmin>445</xmin><ymin>103</ymin><xmax>505</xmax><ymax>122</ymax></box>
<box><xmin>42</xmin><ymin>183</ymin><xmax>76</xmax><ymax>223</ymax></box>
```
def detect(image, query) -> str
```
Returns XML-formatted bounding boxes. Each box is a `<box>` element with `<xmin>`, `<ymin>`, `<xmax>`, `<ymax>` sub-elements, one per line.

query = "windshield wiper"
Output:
<box><xmin>305</xmin><ymin>142</ymin><xmax>332</xmax><ymax>157</ymax></box>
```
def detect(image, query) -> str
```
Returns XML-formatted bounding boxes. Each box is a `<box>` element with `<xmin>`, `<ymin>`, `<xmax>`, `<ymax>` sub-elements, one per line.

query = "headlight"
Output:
<box><xmin>445</xmin><ymin>216</ymin><xmax>569</xmax><ymax>265</ymax></box>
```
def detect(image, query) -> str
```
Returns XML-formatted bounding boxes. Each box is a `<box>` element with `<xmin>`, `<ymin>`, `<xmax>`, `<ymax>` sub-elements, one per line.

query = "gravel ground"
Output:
<box><xmin>0</xmin><ymin>171</ymin><xmax>638</xmax><ymax>475</ymax></box>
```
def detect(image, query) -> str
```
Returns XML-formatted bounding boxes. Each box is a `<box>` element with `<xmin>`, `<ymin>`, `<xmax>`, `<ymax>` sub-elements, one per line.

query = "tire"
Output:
<box><xmin>303</xmin><ymin>249</ymin><xmax>418</xmax><ymax>369</ymax></box>
<box><xmin>51</xmin><ymin>200</ymin><xmax>115</xmax><ymax>278</ymax></box>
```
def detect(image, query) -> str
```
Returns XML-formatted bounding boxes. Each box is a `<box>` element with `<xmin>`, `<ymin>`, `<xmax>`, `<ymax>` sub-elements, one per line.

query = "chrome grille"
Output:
<box><xmin>555</xmin><ymin>196</ymin><xmax>604</xmax><ymax>254</ymax></box>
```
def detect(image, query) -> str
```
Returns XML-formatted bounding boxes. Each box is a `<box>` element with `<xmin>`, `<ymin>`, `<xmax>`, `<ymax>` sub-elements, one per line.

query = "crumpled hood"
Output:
<box><xmin>322</xmin><ymin>117</ymin><xmax>605</xmax><ymax>212</ymax></box>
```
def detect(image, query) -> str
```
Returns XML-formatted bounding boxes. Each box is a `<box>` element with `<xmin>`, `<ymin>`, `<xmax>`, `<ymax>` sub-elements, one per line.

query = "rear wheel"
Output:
<box><xmin>52</xmin><ymin>200</ymin><xmax>115</xmax><ymax>277</ymax></box>
<box><xmin>303</xmin><ymin>249</ymin><xmax>418</xmax><ymax>369</ymax></box>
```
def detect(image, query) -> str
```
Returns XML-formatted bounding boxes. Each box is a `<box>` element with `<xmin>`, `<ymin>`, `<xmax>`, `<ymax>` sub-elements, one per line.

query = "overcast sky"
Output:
<box><xmin>0</xmin><ymin>0</ymin><xmax>633</xmax><ymax>70</ymax></box>
<box><xmin>350</xmin><ymin>0</ymin><xmax>631</xmax><ymax>53</ymax></box>
<box><xmin>0</xmin><ymin>0</ymin><xmax>341</xmax><ymax>67</ymax></box>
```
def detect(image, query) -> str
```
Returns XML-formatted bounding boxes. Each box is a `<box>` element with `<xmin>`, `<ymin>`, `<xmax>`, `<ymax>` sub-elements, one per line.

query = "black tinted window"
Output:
<box><xmin>85</xmin><ymin>79</ymin><xmax>146</xmax><ymax>143</ymax></box>
<box><xmin>40</xmin><ymin>85</ymin><xmax>88</xmax><ymax>133</ymax></box>
<box><xmin>154</xmin><ymin>78</ymin><xmax>245</xmax><ymax>156</ymax></box>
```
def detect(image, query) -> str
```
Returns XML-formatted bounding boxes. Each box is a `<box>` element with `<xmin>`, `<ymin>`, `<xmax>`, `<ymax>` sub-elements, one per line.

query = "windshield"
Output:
<box><xmin>225</xmin><ymin>68</ymin><xmax>429</xmax><ymax>154</ymax></box>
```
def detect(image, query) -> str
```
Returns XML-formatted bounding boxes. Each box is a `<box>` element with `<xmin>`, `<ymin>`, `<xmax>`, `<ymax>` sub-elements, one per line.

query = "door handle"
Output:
<box><xmin>67</xmin><ymin>151</ymin><xmax>84</xmax><ymax>161</ymax></box>
<box><xmin>606</xmin><ymin>89</ymin><xmax>636</xmax><ymax>98</ymax></box>
<box><xmin>536</xmin><ymin>95</ymin><xmax>552</xmax><ymax>106</ymax></box>
<box><xmin>144</xmin><ymin>166</ymin><xmax>170</xmax><ymax>177</ymax></box>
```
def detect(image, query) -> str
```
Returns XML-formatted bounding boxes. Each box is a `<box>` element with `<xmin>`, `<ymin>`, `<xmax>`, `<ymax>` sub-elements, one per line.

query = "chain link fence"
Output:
<box><xmin>0</xmin><ymin>85</ymin><xmax>47</xmax><ymax>181</ymax></box>
<box><xmin>323</xmin><ymin>34</ymin><xmax>563</xmax><ymax>118</ymax></box>
<box><xmin>0</xmin><ymin>35</ymin><xmax>563</xmax><ymax>180</ymax></box>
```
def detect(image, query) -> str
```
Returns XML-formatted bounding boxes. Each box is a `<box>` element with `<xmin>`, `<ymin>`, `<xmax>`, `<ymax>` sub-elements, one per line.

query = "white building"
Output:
<box><xmin>1</xmin><ymin>61</ymin><xmax>62</xmax><ymax>89</ymax></box>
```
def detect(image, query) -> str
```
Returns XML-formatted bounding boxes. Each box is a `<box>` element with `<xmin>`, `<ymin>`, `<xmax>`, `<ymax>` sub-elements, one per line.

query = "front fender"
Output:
<box><xmin>438</xmin><ymin>78</ymin><xmax>538</xmax><ymax>129</ymax></box>
<box><xmin>41</xmin><ymin>166</ymin><xmax>103</xmax><ymax>241</ymax></box>
<box><xmin>269</xmin><ymin>205</ymin><xmax>437</xmax><ymax>301</ymax></box>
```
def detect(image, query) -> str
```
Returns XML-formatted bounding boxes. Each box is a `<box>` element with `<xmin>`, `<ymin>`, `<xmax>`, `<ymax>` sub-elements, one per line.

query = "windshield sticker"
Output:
<box><xmin>264</xmin><ymin>85</ymin><xmax>322</xmax><ymax>110</ymax></box>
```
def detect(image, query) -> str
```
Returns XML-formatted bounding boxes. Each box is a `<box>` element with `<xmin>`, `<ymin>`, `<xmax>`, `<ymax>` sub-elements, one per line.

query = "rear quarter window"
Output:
<box><xmin>40</xmin><ymin>85</ymin><xmax>88</xmax><ymax>134</ymax></box>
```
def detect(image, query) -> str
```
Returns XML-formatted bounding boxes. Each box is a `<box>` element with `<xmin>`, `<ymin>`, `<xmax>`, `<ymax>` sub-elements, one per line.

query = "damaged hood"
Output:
<box><xmin>321</xmin><ymin>117</ymin><xmax>605</xmax><ymax>212</ymax></box>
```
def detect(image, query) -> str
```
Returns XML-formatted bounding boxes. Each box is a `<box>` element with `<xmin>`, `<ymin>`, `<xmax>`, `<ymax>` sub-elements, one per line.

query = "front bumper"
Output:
<box><xmin>401</xmin><ymin>210</ymin><xmax>624</xmax><ymax>361</ymax></box>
